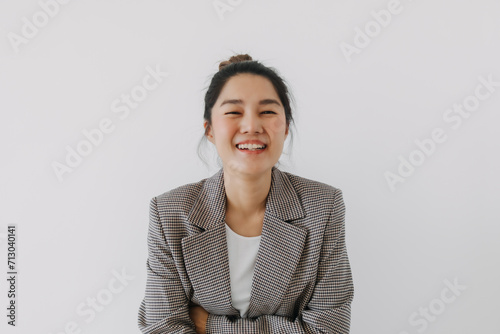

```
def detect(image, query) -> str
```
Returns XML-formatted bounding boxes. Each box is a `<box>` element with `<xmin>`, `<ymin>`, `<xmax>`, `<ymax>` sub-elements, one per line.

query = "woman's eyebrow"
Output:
<box><xmin>219</xmin><ymin>99</ymin><xmax>281</xmax><ymax>107</ymax></box>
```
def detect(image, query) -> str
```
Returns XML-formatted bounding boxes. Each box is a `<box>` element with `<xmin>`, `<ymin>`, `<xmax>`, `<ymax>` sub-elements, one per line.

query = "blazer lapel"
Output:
<box><xmin>181</xmin><ymin>167</ymin><xmax>239</xmax><ymax>316</ymax></box>
<box><xmin>181</xmin><ymin>166</ymin><xmax>307</xmax><ymax>318</ymax></box>
<box><xmin>247</xmin><ymin>167</ymin><xmax>307</xmax><ymax>318</ymax></box>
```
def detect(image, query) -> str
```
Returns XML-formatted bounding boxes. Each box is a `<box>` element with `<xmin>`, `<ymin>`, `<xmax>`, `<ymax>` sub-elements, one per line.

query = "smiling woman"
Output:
<box><xmin>205</xmin><ymin>72</ymin><xmax>289</xmax><ymax>179</ymax></box>
<box><xmin>137</xmin><ymin>54</ymin><xmax>354</xmax><ymax>334</ymax></box>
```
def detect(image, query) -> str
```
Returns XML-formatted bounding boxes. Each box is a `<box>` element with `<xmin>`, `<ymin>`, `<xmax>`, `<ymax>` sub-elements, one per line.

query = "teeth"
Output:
<box><xmin>237</xmin><ymin>143</ymin><xmax>266</xmax><ymax>150</ymax></box>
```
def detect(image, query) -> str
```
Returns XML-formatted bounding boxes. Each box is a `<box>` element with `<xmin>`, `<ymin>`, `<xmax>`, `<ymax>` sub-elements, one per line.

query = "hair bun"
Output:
<box><xmin>218</xmin><ymin>54</ymin><xmax>253</xmax><ymax>71</ymax></box>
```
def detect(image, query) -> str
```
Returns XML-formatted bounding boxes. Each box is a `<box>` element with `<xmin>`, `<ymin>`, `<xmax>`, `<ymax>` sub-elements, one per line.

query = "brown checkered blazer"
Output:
<box><xmin>138</xmin><ymin>166</ymin><xmax>354</xmax><ymax>333</ymax></box>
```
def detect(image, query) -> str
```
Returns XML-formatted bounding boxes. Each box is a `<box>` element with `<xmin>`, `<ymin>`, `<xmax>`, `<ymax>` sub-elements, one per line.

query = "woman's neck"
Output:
<box><xmin>223</xmin><ymin>167</ymin><xmax>272</xmax><ymax>218</ymax></box>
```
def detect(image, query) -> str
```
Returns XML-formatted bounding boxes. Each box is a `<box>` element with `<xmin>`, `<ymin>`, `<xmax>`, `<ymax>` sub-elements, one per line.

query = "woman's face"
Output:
<box><xmin>205</xmin><ymin>73</ymin><xmax>289</xmax><ymax>177</ymax></box>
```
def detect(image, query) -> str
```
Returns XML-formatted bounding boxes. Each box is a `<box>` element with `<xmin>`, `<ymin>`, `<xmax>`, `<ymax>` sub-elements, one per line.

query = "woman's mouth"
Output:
<box><xmin>236</xmin><ymin>143</ymin><xmax>267</xmax><ymax>151</ymax></box>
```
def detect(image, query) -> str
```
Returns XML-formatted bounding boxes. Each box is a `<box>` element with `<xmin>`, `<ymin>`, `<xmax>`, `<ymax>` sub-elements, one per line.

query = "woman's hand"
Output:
<box><xmin>189</xmin><ymin>303</ymin><xmax>209</xmax><ymax>334</ymax></box>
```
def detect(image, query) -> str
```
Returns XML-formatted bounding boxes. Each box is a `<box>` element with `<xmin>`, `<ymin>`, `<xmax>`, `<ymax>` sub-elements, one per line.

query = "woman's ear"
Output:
<box><xmin>204</xmin><ymin>121</ymin><xmax>215</xmax><ymax>144</ymax></box>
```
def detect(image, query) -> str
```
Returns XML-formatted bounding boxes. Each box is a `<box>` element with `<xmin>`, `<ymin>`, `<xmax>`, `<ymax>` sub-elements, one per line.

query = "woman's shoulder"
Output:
<box><xmin>278</xmin><ymin>168</ymin><xmax>341</xmax><ymax>197</ymax></box>
<box><xmin>151</xmin><ymin>177</ymin><xmax>209</xmax><ymax>211</ymax></box>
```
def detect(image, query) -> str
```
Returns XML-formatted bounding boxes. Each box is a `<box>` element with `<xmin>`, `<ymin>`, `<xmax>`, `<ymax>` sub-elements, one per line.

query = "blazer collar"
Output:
<box><xmin>187</xmin><ymin>166</ymin><xmax>305</xmax><ymax>230</ymax></box>
<box><xmin>182</xmin><ymin>166</ymin><xmax>308</xmax><ymax>317</ymax></box>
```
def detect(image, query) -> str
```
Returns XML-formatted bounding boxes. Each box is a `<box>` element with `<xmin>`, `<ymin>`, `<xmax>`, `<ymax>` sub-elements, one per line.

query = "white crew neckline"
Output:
<box><xmin>224</xmin><ymin>220</ymin><xmax>262</xmax><ymax>318</ymax></box>
<box><xmin>225</xmin><ymin>222</ymin><xmax>262</xmax><ymax>240</ymax></box>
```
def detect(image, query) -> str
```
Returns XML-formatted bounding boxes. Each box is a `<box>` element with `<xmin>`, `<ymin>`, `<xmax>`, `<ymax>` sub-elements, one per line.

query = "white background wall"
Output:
<box><xmin>1</xmin><ymin>0</ymin><xmax>499</xmax><ymax>333</ymax></box>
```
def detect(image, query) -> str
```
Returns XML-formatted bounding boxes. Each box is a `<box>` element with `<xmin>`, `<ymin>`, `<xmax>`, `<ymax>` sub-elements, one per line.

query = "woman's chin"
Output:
<box><xmin>224</xmin><ymin>161</ymin><xmax>274</xmax><ymax>177</ymax></box>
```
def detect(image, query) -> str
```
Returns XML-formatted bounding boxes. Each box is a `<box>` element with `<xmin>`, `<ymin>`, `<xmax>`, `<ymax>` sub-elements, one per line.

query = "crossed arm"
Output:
<box><xmin>138</xmin><ymin>189</ymin><xmax>354</xmax><ymax>333</ymax></box>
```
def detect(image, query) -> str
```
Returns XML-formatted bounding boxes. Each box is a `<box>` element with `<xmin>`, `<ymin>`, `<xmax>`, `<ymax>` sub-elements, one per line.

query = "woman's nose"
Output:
<box><xmin>240</xmin><ymin>111</ymin><xmax>263</xmax><ymax>133</ymax></box>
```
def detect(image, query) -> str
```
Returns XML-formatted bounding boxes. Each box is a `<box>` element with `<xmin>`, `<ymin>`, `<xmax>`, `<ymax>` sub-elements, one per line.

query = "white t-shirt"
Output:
<box><xmin>224</xmin><ymin>222</ymin><xmax>262</xmax><ymax>318</ymax></box>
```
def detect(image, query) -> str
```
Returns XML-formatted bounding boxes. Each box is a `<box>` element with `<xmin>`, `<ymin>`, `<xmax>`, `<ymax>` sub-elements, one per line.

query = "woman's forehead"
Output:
<box><xmin>217</xmin><ymin>74</ymin><xmax>279</xmax><ymax>103</ymax></box>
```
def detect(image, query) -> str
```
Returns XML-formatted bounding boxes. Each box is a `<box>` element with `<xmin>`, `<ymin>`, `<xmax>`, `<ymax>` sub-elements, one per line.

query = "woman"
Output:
<box><xmin>138</xmin><ymin>54</ymin><xmax>354</xmax><ymax>333</ymax></box>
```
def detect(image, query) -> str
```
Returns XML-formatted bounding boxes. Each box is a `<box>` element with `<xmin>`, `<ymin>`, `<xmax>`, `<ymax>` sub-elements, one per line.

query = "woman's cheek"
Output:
<box><xmin>271</xmin><ymin>118</ymin><xmax>288</xmax><ymax>135</ymax></box>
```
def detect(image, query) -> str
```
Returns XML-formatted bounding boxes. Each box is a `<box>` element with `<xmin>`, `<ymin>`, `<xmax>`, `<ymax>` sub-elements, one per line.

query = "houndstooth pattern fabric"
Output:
<box><xmin>138</xmin><ymin>166</ymin><xmax>354</xmax><ymax>333</ymax></box>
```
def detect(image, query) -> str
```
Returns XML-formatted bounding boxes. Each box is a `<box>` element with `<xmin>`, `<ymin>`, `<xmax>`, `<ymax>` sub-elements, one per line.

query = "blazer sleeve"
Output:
<box><xmin>138</xmin><ymin>196</ymin><xmax>197</xmax><ymax>334</ymax></box>
<box><xmin>205</xmin><ymin>188</ymin><xmax>354</xmax><ymax>334</ymax></box>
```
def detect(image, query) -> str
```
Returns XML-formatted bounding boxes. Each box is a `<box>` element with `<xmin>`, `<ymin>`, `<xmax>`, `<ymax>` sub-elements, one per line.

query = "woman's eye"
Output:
<box><xmin>225</xmin><ymin>111</ymin><xmax>276</xmax><ymax>115</ymax></box>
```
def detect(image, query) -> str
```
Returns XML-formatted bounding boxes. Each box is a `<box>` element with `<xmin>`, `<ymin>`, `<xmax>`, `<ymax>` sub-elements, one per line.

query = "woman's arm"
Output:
<box><xmin>138</xmin><ymin>197</ymin><xmax>197</xmax><ymax>334</ymax></box>
<box><xmin>205</xmin><ymin>188</ymin><xmax>354</xmax><ymax>334</ymax></box>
